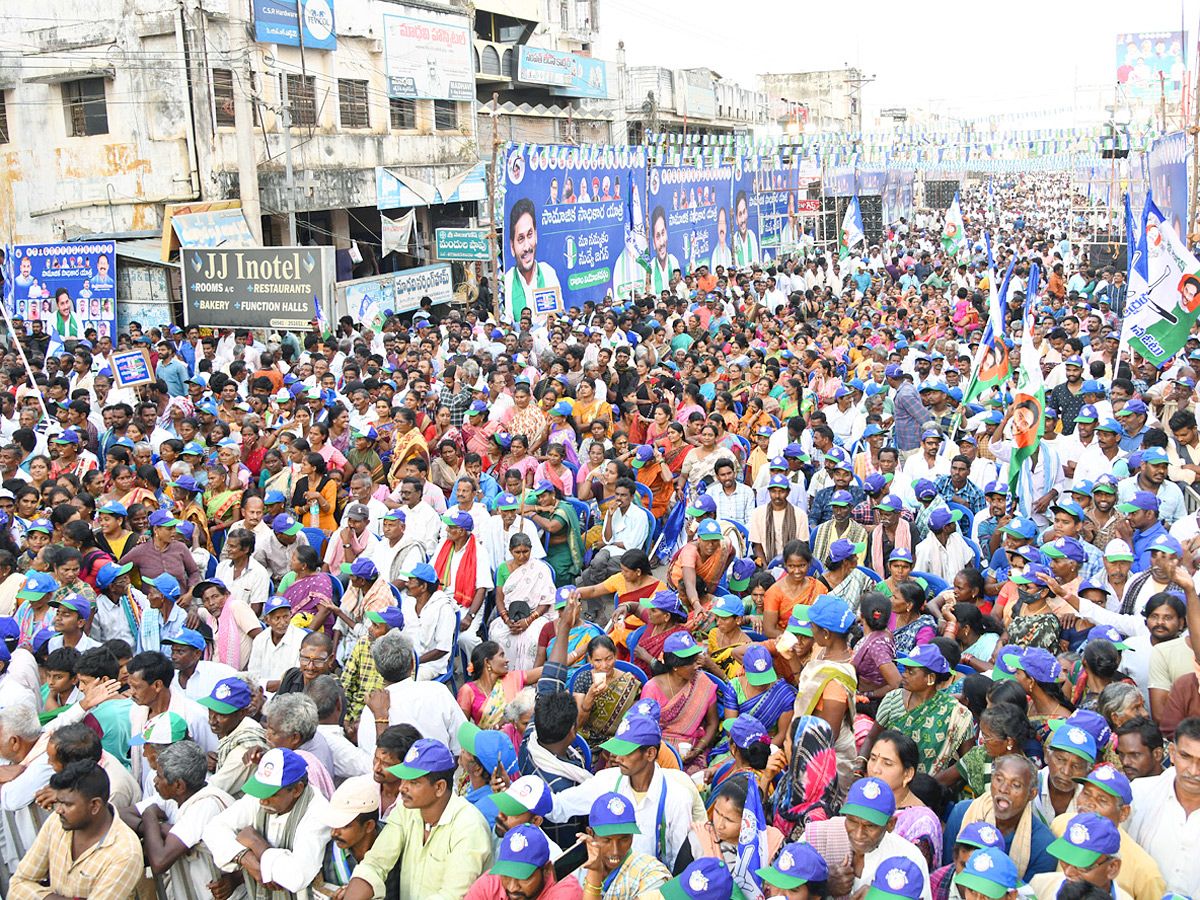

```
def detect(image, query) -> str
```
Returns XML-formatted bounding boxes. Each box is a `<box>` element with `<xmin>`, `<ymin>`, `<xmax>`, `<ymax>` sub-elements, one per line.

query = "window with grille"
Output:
<box><xmin>338</xmin><ymin>79</ymin><xmax>369</xmax><ymax>128</ymax></box>
<box><xmin>62</xmin><ymin>78</ymin><xmax>108</xmax><ymax>137</ymax></box>
<box><xmin>434</xmin><ymin>100</ymin><xmax>457</xmax><ymax>131</ymax></box>
<box><xmin>213</xmin><ymin>69</ymin><xmax>236</xmax><ymax>127</ymax></box>
<box><xmin>0</xmin><ymin>93</ymin><xmax>8</xmax><ymax>144</ymax></box>
<box><xmin>284</xmin><ymin>73</ymin><xmax>316</xmax><ymax>127</ymax></box>
<box><xmin>389</xmin><ymin>97</ymin><xmax>416</xmax><ymax>130</ymax></box>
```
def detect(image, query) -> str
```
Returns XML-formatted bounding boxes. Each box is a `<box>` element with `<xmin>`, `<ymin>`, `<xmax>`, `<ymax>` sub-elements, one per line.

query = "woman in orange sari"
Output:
<box><xmin>578</xmin><ymin>549</ymin><xmax>662</xmax><ymax>646</ymax></box>
<box><xmin>762</xmin><ymin>540</ymin><xmax>820</xmax><ymax>638</ymax></box>
<box><xmin>386</xmin><ymin>408</ymin><xmax>429</xmax><ymax>488</ymax></box>
<box><xmin>572</xmin><ymin>378</ymin><xmax>613</xmax><ymax>437</ymax></box>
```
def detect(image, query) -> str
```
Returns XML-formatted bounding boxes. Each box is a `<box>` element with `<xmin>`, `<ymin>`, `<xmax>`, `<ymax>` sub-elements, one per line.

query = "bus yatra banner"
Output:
<box><xmin>500</xmin><ymin>144</ymin><xmax>646</xmax><ymax>322</ymax></box>
<box><xmin>646</xmin><ymin>163</ymin><xmax>733</xmax><ymax>293</ymax></box>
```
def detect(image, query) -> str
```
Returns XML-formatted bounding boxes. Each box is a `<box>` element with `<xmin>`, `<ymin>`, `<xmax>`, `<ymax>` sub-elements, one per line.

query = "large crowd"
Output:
<box><xmin>0</xmin><ymin>173</ymin><xmax>1195</xmax><ymax>900</ymax></box>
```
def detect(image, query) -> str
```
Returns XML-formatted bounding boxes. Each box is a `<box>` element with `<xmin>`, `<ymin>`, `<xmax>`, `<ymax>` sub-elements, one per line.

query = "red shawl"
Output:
<box><xmin>434</xmin><ymin>536</ymin><xmax>479</xmax><ymax>608</ymax></box>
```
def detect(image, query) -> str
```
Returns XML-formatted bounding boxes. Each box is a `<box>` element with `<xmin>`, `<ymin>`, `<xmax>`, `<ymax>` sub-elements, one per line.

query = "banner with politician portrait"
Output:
<box><xmin>646</xmin><ymin>164</ymin><xmax>732</xmax><ymax>293</ymax></box>
<box><xmin>501</xmin><ymin>144</ymin><xmax>646</xmax><ymax>321</ymax></box>
<box><xmin>5</xmin><ymin>241</ymin><xmax>117</xmax><ymax>340</ymax></box>
<box><xmin>730</xmin><ymin>162</ymin><xmax>760</xmax><ymax>269</ymax></box>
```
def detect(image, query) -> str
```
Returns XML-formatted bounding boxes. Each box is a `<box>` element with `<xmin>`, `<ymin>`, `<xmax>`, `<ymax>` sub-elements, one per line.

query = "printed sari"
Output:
<box><xmin>874</xmin><ymin>689</ymin><xmax>974</xmax><ymax>774</ymax></box>
<box><xmin>792</xmin><ymin>658</ymin><xmax>857</xmax><ymax>801</ymax></box>
<box><xmin>1006</xmin><ymin>609</ymin><xmax>1061</xmax><ymax>651</ymax></box>
<box><xmin>545</xmin><ymin>622</ymin><xmax>605</xmax><ymax>674</ymax></box>
<box><xmin>892</xmin><ymin>613</ymin><xmax>938</xmax><ymax>656</ymax></box>
<box><xmin>732</xmin><ymin>678</ymin><xmax>797</xmax><ymax>736</ymax></box>
<box><xmin>634</xmin><ymin>623</ymin><xmax>687</xmax><ymax>677</ymax></box>
<box><xmin>205</xmin><ymin>489</ymin><xmax>243</xmax><ymax>527</ymax></box>
<box><xmin>283</xmin><ymin>572</ymin><xmax>337</xmax><ymax>635</ymax></box>
<box><xmin>644</xmin><ymin>674</ymin><xmax>718</xmax><ymax>761</ymax></box>
<box><xmin>576</xmin><ymin>668</ymin><xmax>641</xmax><ymax>753</ymax></box>
<box><xmin>387</xmin><ymin>429</ymin><xmax>429</xmax><ymax>486</ymax></box>
<box><xmin>773</xmin><ymin>715</ymin><xmax>840</xmax><ymax>837</ymax></box>
<box><xmin>459</xmin><ymin>671</ymin><xmax>528</xmax><ymax>730</ymax></box>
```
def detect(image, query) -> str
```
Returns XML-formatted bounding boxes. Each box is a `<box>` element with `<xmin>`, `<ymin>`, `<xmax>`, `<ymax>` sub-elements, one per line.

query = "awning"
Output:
<box><xmin>25</xmin><ymin>66</ymin><xmax>115</xmax><ymax>85</ymax></box>
<box><xmin>115</xmin><ymin>238</ymin><xmax>180</xmax><ymax>267</ymax></box>
<box><xmin>377</xmin><ymin>162</ymin><xmax>487</xmax><ymax>210</ymax></box>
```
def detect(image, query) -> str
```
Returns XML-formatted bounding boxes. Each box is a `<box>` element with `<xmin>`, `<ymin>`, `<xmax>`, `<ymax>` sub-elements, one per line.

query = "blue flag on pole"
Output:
<box><xmin>733</xmin><ymin>773</ymin><xmax>770</xmax><ymax>900</ymax></box>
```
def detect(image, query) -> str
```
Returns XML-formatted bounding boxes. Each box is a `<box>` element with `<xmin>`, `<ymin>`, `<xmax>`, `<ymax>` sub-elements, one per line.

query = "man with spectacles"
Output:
<box><xmin>275</xmin><ymin>632</ymin><xmax>346</xmax><ymax>720</ymax></box>
<box><xmin>387</xmin><ymin>475</ymin><xmax>443</xmax><ymax>559</ymax></box>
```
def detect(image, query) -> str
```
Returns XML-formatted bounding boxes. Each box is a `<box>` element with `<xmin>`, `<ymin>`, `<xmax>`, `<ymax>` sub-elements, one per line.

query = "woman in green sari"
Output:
<box><xmin>940</xmin><ymin>694</ymin><xmax>1032</xmax><ymax>800</ymax></box>
<box><xmin>526</xmin><ymin>484</ymin><xmax>583</xmax><ymax>587</ymax></box>
<box><xmin>862</xmin><ymin>642</ymin><xmax>974</xmax><ymax>776</ymax></box>
<box><xmin>203</xmin><ymin>464</ymin><xmax>242</xmax><ymax>548</ymax></box>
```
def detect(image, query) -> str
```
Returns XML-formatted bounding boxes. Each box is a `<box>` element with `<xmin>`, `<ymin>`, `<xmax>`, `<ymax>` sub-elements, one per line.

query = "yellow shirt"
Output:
<box><xmin>1049</xmin><ymin>814</ymin><xmax>1166</xmax><ymax>900</ymax></box>
<box><xmin>352</xmin><ymin>794</ymin><xmax>494</xmax><ymax>900</ymax></box>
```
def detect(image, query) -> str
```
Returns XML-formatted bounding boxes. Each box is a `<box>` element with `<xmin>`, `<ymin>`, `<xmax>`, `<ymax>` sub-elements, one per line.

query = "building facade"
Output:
<box><xmin>756</xmin><ymin>68</ymin><xmax>867</xmax><ymax>134</ymax></box>
<box><xmin>623</xmin><ymin>66</ymin><xmax>767</xmax><ymax>143</ymax></box>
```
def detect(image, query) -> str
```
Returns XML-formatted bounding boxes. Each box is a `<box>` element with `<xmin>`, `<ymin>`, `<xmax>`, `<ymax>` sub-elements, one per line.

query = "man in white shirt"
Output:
<box><xmin>576</xmin><ymin>478</ymin><xmax>650</xmax><ymax>591</ymax></box>
<box><xmin>545</xmin><ymin>712</ymin><xmax>695</xmax><ymax>868</ymax></box>
<box><xmin>307</xmin><ymin>674</ymin><xmax>371</xmax><ymax>785</ymax></box>
<box><xmin>399</xmin><ymin>563</ymin><xmax>457</xmax><ymax>681</ymax></box>
<box><xmin>166</xmin><ymin>628</ymin><xmax>237</xmax><ymax>703</ymax></box>
<box><xmin>367</xmin><ymin>508</ymin><xmax>427</xmax><ymax>584</ymax></box>
<box><xmin>914</xmin><ymin>507</ymin><xmax>974</xmax><ymax>580</ymax></box>
<box><xmin>1128</xmin><ymin>718</ymin><xmax>1200</xmax><ymax>897</ymax></box>
<box><xmin>203</xmin><ymin>747</ymin><xmax>332</xmax><ymax>896</ymax></box>
<box><xmin>213</xmin><ymin>530</ymin><xmax>271</xmax><ymax>610</ymax></box>
<box><xmin>390</xmin><ymin>478</ymin><xmax>444</xmax><ymax>559</ymax></box>
<box><xmin>355</xmin><ymin>630</ymin><xmax>466</xmax><ymax>754</ymax></box>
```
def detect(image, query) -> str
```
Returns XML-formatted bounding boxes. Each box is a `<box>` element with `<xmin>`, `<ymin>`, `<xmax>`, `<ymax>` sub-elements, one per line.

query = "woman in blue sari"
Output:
<box><xmin>710</xmin><ymin>644</ymin><xmax>796</xmax><ymax>762</ymax></box>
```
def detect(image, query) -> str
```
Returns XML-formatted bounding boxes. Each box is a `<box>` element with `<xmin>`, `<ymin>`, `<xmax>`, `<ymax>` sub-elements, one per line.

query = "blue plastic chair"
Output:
<box><xmin>744</xmin><ymin>629</ymin><xmax>766</xmax><ymax>642</ymax></box>
<box><xmin>634</xmin><ymin>481</ymin><xmax>654</xmax><ymax>510</ymax></box>
<box><xmin>947</xmin><ymin>501</ymin><xmax>975</xmax><ymax>532</ymax></box>
<box><xmin>301</xmin><ymin>527</ymin><xmax>329</xmax><ymax>558</ymax></box>
<box><xmin>962</xmin><ymin>537</ymin><xmax>983</xmax><ymax>571</ymax></box>
<box><xmin>857</xmin><ymin>564</ymin><xmax>882</xmax><ymax>582</ymax></box>
<box><xmin>702</xmin><ymin>670</ymin><xmax>727</xmax><ymax>717</ymax></box>
<box><xmin>627</xmin><ymin>624</ymin><xmax>646</xmax><ymax>659</ymax></box>
<box><xmin>328</xmin><ymin>573</ymin><xmax>344</xmax><ymax>603</ymax></box>
<box><xmin>570</xmin><ymin>734</ymin><xmax>593</xmax><ymax>770</ymax></box>
<box><xmin>910</xmin><ymin>570</ymin><xmax>950</xmax><ymax>600</ymax></box>
<box><xmin>565</xmin><ymin>497</ymin><xmax>591</xmax><ymax>532</ymax></box>
<box><xmin>436</xmin><ymin>610</ymin><xmax>461</xmax><ymax>691</ymax></box>
<box><xmin>665</xmin><ymin>741</ymin><xmax>684</xmax><ymax>767</ymax></box>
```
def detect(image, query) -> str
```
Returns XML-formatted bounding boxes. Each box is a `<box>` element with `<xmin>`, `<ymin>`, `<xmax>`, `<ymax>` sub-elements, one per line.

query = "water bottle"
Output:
<box><xmin>309</xmin><ymin>500</ymin><xmax>319</xmax><ymax>527</ymax></box>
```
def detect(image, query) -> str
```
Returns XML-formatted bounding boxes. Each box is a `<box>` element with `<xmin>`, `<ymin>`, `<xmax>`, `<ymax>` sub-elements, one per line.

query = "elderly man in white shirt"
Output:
<box><xmin>576</xmin><ymin>478</ymin><xmax>650</xmax><ymax>590</ymax></box>
<box><xmin>482</xmin><ymin>494</ymin><xmax>545</xmax><ymax>575</ymax></box>
<box><xmin>355</xmin><ymin>630</ymin><xmax>466</xmax><ymax>755</ymax></box>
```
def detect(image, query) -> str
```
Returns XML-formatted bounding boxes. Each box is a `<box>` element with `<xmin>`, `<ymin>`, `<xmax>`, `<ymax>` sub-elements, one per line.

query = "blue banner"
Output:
<box><xmin>501</xmin><ymin>144</ymin><xmax>646</xmax><ymax>320</ymax></box>
<box><xmin>1147</xmin><ymin>131</ymin><xmax>1188</xmax><ymax>241</ymax></box>
<box><xmin>253</xmin><ymin>0</ymin><xmax>336</xmax><ymax>50</ymax></box>
<box><xmin>731</xmin><ymin>162</ymin><xmax>760</xmax><ymax>268</ymax></box>
<box><xmin>754</xmin><ymin>164</ymin><xmax>792</xmax><ymax>257</ymax></box>
<box><xmin>6</xmin><ymin>241</ymin><xmax>117</xmax><ymax>341</ymax></box>
<box><xmin>647</xmin><ymin>163</ymin><xmax>732</xmax><ymax>287</ymax></box>
<box><xmin>516</xmin><ymin>47</ymin><xmax>608</xmax><ymax>99</ymax></box>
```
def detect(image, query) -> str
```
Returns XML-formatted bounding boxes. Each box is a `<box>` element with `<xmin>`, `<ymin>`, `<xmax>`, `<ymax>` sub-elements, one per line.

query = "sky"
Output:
<box><xmin>598</xmin><ymin>0</ymin><xmax>1200</xmax><ymax>125</ymax></box>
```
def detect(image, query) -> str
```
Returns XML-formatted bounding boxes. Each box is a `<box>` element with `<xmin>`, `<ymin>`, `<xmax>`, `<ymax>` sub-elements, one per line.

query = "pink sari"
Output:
<box><xmin>642</xmin><ymin>675</ymin><xmax>717</xmax><ymax>753</ymax></box>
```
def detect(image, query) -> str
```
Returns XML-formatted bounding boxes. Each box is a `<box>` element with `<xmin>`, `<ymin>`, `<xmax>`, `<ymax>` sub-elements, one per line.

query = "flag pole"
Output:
<box><xmin>0</xmin><ymin>301</ymin><xmax>49</xmax><ymax>420</ymax></box>
<box><xmin>1113</xmin><ymin>191</ymin><xmax>1136</xmax><ymax>387</ymax></box>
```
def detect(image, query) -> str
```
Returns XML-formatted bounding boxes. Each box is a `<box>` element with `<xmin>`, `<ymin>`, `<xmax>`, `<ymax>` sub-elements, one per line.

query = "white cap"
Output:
<box><xmin>1104</xmin><ymin>538</ymin><xmax>1133</xmax><ymax>558</ymax></box>
<box><xmin>318</xmin><ymin>774</ymin><xmax>381</xmax><ymax>828</ymax></box>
